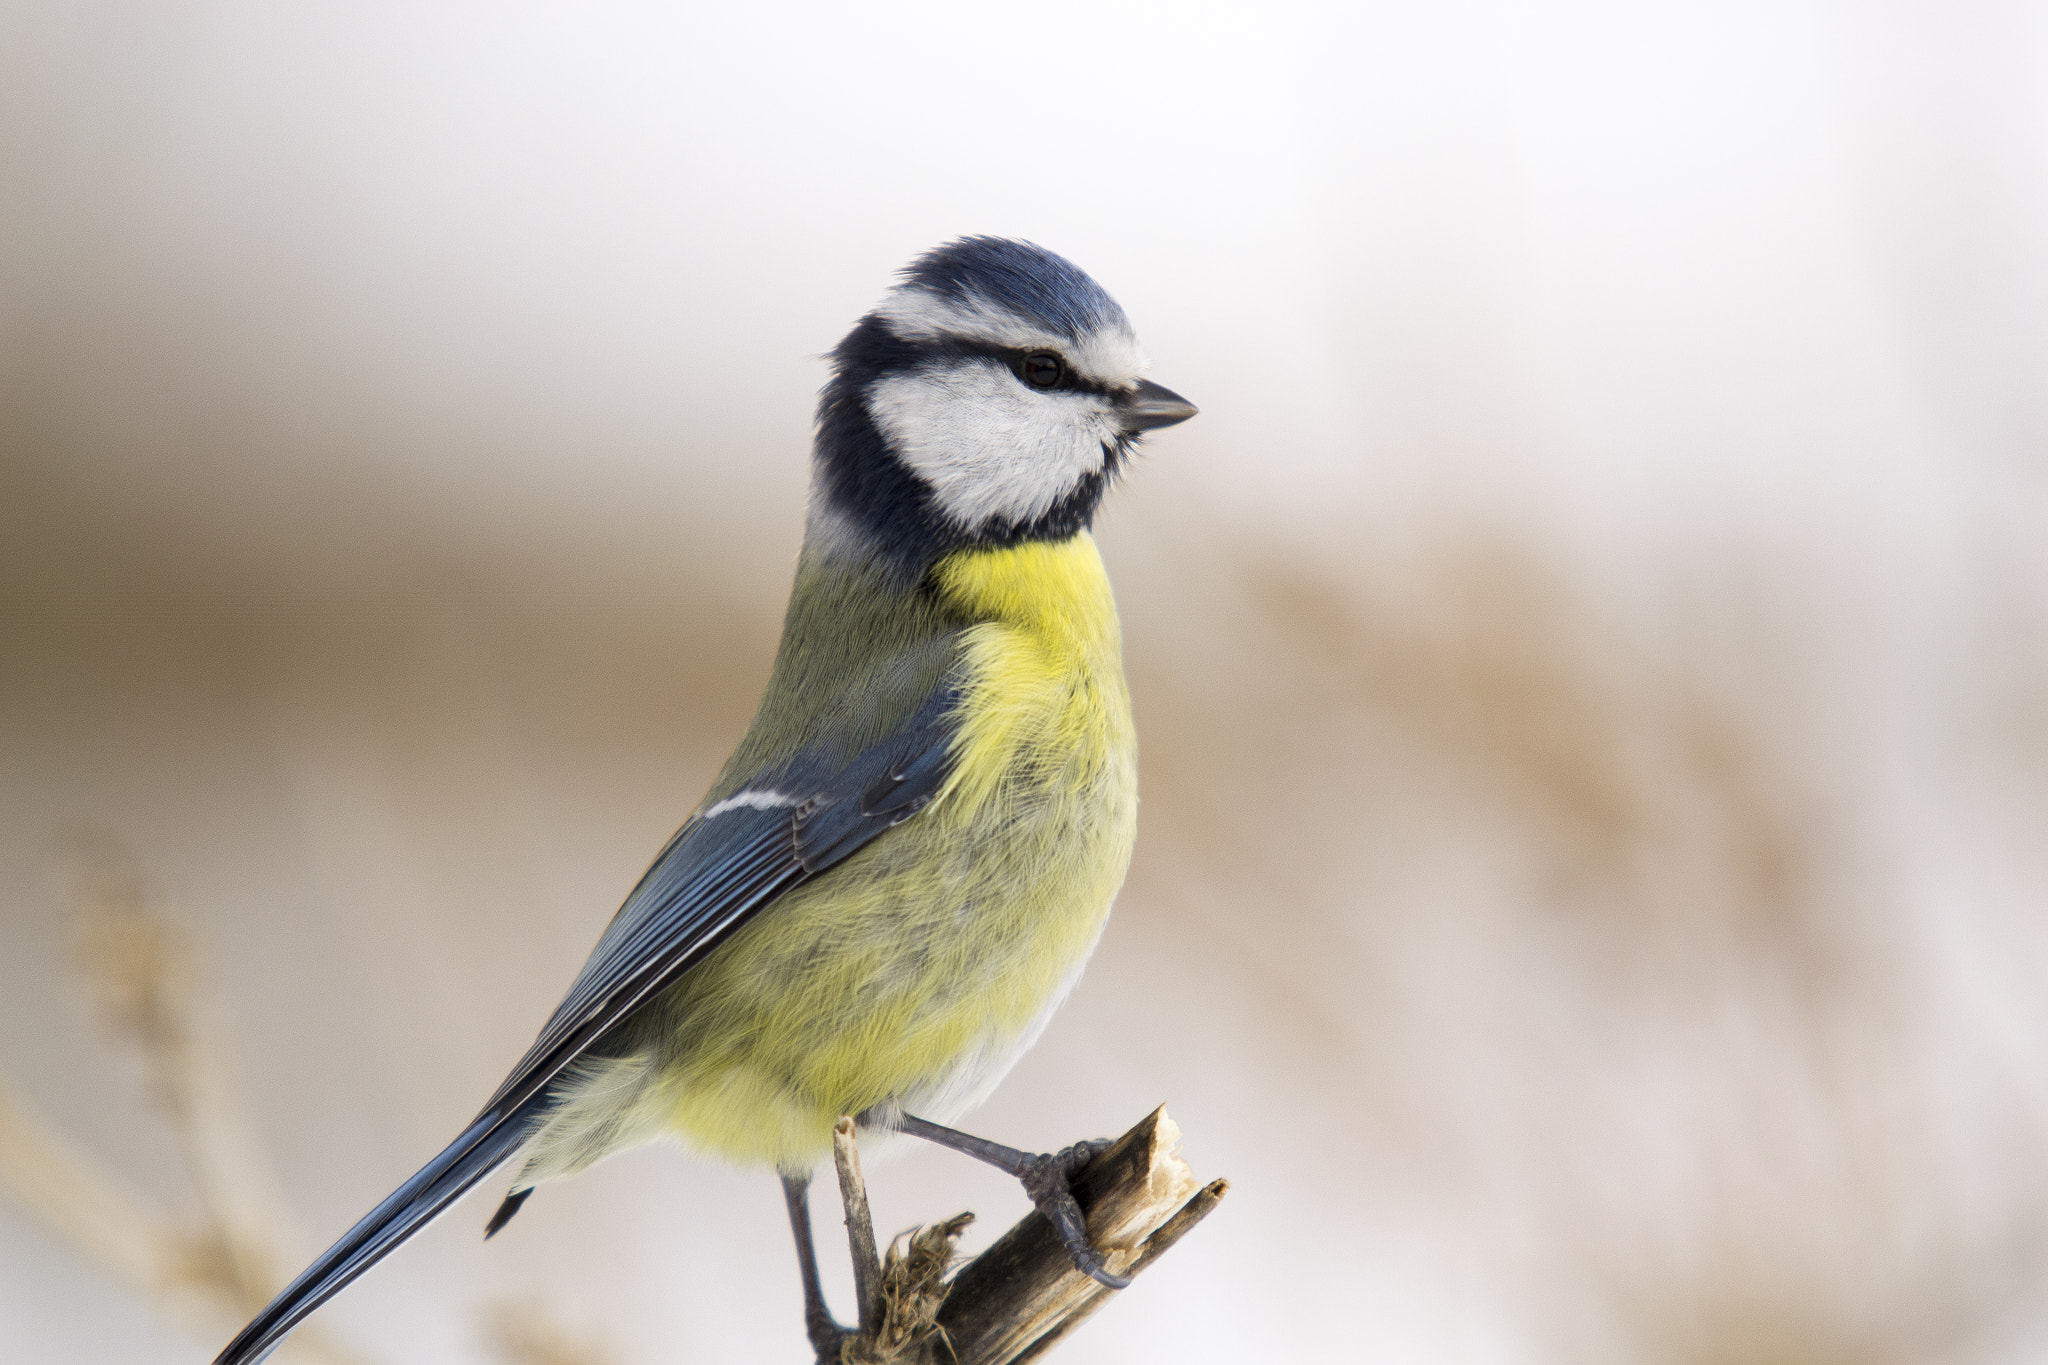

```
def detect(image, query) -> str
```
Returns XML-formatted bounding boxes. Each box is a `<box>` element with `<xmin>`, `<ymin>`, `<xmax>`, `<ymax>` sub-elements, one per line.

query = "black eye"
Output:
<box><xmin>1021</xmin><ymin>352</ymin><xmax>1066</xmax><ymax>389</ymax></box>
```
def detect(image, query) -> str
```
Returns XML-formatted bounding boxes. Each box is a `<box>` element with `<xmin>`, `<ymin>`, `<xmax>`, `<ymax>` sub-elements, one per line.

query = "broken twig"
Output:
<box><xmin>823</xmin><ymin>1107</ymin><xmax>1226</xmax><ymax>1364</ymax></box>
<box><xmin>834</xmin><ymin>1115</ymin><xmax>887</xmax><ymax>1340</ymax></box>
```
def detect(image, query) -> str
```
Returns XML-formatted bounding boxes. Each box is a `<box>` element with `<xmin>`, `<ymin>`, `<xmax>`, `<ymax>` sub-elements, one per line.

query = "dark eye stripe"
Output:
<box><xmin>892</xmin><ymin>335</ymin><xmax>1116</xmax><ymax>398</ymax></box>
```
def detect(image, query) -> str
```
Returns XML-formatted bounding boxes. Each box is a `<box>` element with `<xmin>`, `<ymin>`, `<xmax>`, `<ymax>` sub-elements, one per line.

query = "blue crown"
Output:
<box><xmin>897</xmin><ymin>237</ymin><xmax>1129</xmax><ymax>344</ymax></box>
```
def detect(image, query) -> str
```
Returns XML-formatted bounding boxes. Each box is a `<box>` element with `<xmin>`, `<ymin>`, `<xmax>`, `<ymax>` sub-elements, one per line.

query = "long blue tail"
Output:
<box><xmin>213</xmin><ymin>1096</ymin><xmax>547</xmax><ymax>1365</ymax></box>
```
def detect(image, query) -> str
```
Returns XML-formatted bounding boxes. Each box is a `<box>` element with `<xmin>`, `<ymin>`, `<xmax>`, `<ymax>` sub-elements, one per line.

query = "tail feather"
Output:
<box><xmin>483</xmin><ymin>1187</ymin><xmax>532</xmax><ymax>1239</ymax></box>
<box><xmin>213</xmin><ymin>1099</ymin><xmax>545</xmax><ymax>1365</ymax></box>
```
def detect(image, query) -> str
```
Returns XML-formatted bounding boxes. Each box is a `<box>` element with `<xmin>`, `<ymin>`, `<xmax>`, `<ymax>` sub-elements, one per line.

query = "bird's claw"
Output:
<box><xmin>804</xmin><ymin>1307</ymin><xmax>852</xmax><ymax>1363</ymax></box>
<box><xmin>1017</xmin><ymin>1138</ymin><xmax>1131</xmax><ymax>1290</ymax></box>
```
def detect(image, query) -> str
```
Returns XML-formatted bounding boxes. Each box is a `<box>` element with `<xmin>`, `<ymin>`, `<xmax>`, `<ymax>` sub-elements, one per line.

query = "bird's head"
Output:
<box><xmin>810</xmin><ymin>237</ymin><xmax>1196</xmax><ymax>579</ymax></box>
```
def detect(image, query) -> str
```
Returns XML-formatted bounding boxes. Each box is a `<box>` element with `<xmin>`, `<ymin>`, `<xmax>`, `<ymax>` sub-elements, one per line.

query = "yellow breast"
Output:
<box><xmin>651</xmin><ymin>532</ymin><xmax>1137</xmax><ymax>1169</ymax></box>
<box><xmin>931</xmin><ymin>531</ymin><xmax>1135</xmax><ymax>820</ymax></box>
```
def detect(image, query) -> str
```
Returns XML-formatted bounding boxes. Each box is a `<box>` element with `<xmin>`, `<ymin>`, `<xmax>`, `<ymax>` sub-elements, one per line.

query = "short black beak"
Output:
<box><xmin>1123</xmin><ymin>378</ymin><xmax>1199</xmax><ymax>432</ymax></box>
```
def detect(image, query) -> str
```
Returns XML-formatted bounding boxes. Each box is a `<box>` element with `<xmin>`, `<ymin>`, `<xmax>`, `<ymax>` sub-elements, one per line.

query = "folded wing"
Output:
<box><xmin>215</xmin><ymin>682</ymin><xmax>960</xmax><ymax>1365</ymax></box>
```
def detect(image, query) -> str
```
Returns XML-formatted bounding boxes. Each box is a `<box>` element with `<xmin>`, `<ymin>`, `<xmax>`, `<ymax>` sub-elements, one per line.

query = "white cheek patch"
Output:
<box><xmin>866</xmin><ymin>360</ymin><xmax>1120</xmax><ymax>531</ymax></box>
<box><xmin>874</xmin><ymin>288</ymin><xmax>1146</xmax><ymax>390</ymax></box>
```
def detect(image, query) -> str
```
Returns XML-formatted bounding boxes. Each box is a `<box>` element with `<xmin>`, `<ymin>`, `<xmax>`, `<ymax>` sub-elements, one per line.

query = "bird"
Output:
<box><xmin>214</xmin><ymin>236</ymin><xmax>1197</xmax><ymax>1364</ymax></box>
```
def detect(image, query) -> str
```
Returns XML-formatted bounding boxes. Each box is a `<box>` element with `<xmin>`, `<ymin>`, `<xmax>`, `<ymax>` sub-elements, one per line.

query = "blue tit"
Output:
<box><xmin>215</xmin><ymin>236</ymin><xmax>1197</xmax><ymax>1365</ymax></box>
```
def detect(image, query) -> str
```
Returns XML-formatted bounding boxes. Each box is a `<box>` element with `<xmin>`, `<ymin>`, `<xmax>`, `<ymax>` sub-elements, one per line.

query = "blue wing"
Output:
<box><xmin>214</xmin><ymin>683</ymin><xmax>959</xmax><ymax>1365</ymax></box>
<box><xmin>486</xmin><ymin>679</ymin><xmax>960</xmax><ymax>1114</ymax></box>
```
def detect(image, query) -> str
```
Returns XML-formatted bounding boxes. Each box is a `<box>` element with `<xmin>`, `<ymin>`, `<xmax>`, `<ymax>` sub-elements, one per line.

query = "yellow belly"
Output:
<box><xmin>653</xmin><ymin>533</ymin><xmax>1137</xmax><ymax>1170</ymax></box>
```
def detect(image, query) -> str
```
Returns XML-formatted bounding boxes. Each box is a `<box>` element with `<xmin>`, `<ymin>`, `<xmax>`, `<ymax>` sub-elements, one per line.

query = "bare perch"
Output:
<box><xmin>825</xmin><ymin>1108</ymin><xmax>1227</xmax><ymax>1365</ymax></box>
<box><xmin>833</xmin><ymin>1116</ymin><xmax>887</xmax><ymax>1339</ymax></box>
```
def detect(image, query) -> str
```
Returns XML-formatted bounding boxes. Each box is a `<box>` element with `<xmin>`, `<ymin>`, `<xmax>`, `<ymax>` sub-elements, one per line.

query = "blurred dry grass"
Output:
<box><xmin>1235</xmin><ymin>535</ymin><xmax>1824</xmax><ymax>971</ymax></box>
<box><xmin>481</xmin><ymin>1302</ymin><xmax>614</xmax><ymax>1365</ymax></box>
<box><xmin>1101</xmin><ymin>509</ymin><xmax>2048</xmax><ymax>1365</ymax></box>
<box><xmin>0</xmin><ymin>829</ymin><xmax>614</xmax><ymax>1365</ymax></box>
<box><xmin>0</xmin><ymin>831</ymin><xmax>368</xmax><ymax>1363</ymax></box>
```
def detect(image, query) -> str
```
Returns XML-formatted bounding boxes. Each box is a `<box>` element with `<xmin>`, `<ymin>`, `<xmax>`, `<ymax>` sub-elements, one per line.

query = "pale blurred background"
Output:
<box><xmin>5</xmin><ymin>1</ymin><xmax>2048</xmax><ymax>1361</ymax></box>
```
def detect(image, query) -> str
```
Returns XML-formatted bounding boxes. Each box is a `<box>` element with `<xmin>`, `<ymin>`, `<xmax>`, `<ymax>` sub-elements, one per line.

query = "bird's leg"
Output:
<box><xmin>891</xmin><ymin>1112</ymin><xmax>1131</xmax><ymax>1290</ymax></box>
<box><xmin>781</xmin><ymin>1172</ymin><xmax>851</xmax><ymax>1361</ymax></box>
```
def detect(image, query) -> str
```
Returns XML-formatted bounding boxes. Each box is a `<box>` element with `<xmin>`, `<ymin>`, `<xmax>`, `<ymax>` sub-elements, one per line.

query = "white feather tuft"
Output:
<box><xmin>873</xmin><ymin>287</ymin><xmax>1147</xmax><ymax>389</ymax></box>
<box><xmin>702</xmin><ymin>790</ymin><xmax>799</xmax><ymax>819</ymax></box>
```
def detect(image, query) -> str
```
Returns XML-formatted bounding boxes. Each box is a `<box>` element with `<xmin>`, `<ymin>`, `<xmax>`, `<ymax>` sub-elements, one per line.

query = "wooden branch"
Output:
<box><xmin>833</xmin><ymin>1116</ymin><xmax>886</xmax><ymax>1339</ymax></box>
<box><xmin>825</xmin><ymin>1108</ymin><xmax>1227</xmax><ymax>1365</ymax></box>
<box><xmin>937</xmin><ymin>1107</ymin><xmax>1223</xmax><ymax>1365</ymax></box>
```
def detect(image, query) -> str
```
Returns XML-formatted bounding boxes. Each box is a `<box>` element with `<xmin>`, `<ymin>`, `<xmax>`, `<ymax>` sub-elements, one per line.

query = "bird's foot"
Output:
<box><xmin>1014</xmin><ymin>1137</ymin><xmax>1130</xmax><ymax>1290</ymax></box>
<box><xmin>888</xmin><ymin>1114</ymin><xmax>1132</xmax><ymax>1291</ymax></box>
<box><xmin>804</xmin><ymin>1304</ymin><xmax>853</xmax><ymax>1363</ymax></box>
